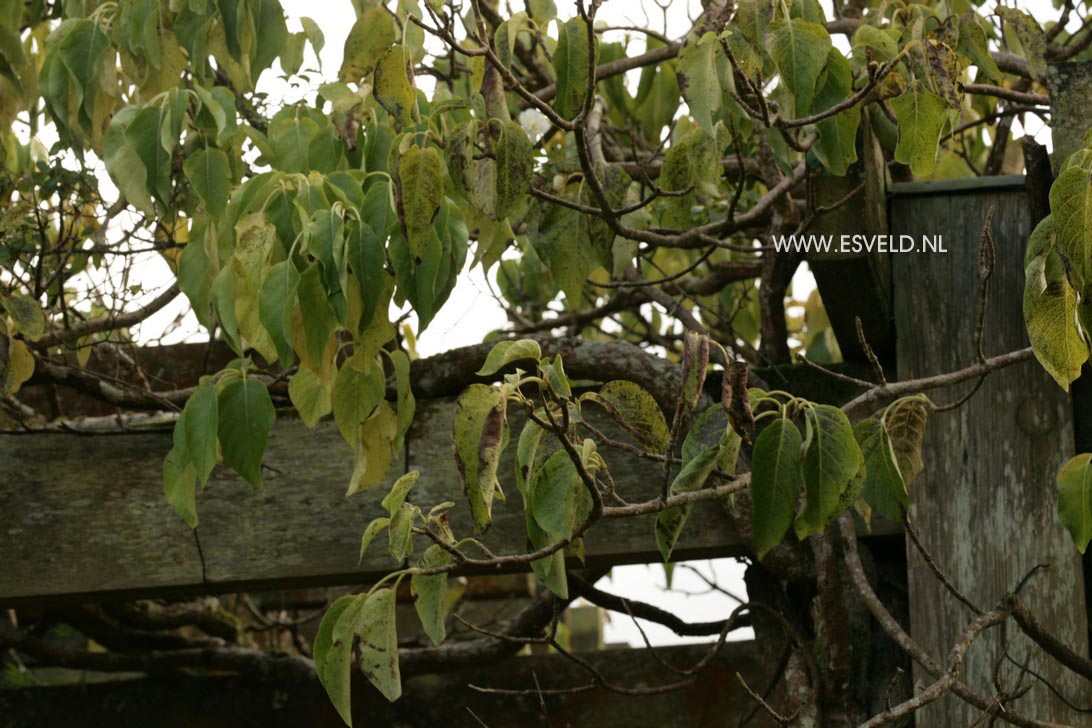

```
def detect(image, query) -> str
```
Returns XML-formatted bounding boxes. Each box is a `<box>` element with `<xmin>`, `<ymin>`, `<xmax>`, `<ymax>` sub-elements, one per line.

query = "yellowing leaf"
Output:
<box><xmin>339</xmin><ymin>7</ymin><xmax>396</xmax><ymax>83</ymax></box>
<box><xmin>1</xmin><ymin>293</ymin><xmax>45</xmax><ymax>341</ymax></box>
<box><xmin>453</xmin><ymin>384</ymin><xmax>509</xmax><ymax>532</ymax></box>
<box><xmin>347</xmin><ymin>400</ymin><xmax>399</xmax><ymax>496</ymax></box>
<box><xmin>374</xmin><ymin>44</ymin><xmax>419</xmax><ymax>128</ymax></box>
<box><xmin>582</xmin><ymin>380</ymin><xmax>669</xmax><ymax>452</ymax></box>
<box><xmin>288</xmin><ymin>367</ymin><xmax>333</xmax><ymax>427</ymax></box>
<box><xmin>1</xmin><ymin>337</ymin><xmax>35</xmax><ymax>397</ymax></box>
<box><xmin>855</xmin><ymin>418</ymin><xmax>908</xmax><ymax>522</ymax></box>
<box><xmin>891</xmin><ymin>85</ymin><xmax>949</xmax><ymax>177</ymax></box>
<box><xmin>332</xmin><ymin>356</ymin><xmax>385</xmax><ymax>445</ymax></box>
<box><xmin>357</xmin><ymin>588</ymin><xmax>402</xmax><ymax>702</ymax></box>
<box><xmin>397</xmin><ymin>146</ymin><xmax>443</xmax><ymax>263</ymax></box>
<box><xmin>1024</xmin><ymin>228</ymin><xmax>1087</xmax><ymax>391</ymax></box>
<box><xmin>489</xmin><ymin>119</ymin><xmax>533</xmax><ymax>220</ymax></box>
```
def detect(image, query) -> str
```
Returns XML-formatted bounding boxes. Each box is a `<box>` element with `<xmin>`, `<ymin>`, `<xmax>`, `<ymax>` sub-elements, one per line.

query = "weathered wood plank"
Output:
<box><xmin>0</xmin><ymin>641</ymin><xmax>779</xmax><ymax>728</ymax></box>
<box><xmin>0</xmin><ymin>397</ymin><xmax>745</xmax><ymax>606</ymax></box>
<box><xmin>892</xmin><ymin>185</ymin><xmax>1091</xmax><ymax>724</ymax></box>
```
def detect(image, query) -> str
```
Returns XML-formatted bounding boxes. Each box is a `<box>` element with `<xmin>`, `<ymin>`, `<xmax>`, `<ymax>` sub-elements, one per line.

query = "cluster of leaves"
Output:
<box><xmin>749</xmin><ymin>392</ymin><xmax>926</xmax><ymax>554</ymax></box>
<box><xmin>1023</xmin><ymin>139</ymin><xmax>1092</xmax><ymax>553</ymax></box>
<box><xmin>0</xmin><ymin>291</ymin><xmax>42</xmax><ymax>397</ymax></box>
<box><xmin>316</xmin><ymin>337</ymin><xmax>929</xmax><ymax>720</ymax></box>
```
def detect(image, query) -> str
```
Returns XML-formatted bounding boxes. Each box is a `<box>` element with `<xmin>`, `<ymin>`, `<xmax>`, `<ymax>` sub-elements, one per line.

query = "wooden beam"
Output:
<box><xmin>891</xmin><ymin>180</ymin><xmax>1091</xmax><ymax>723</ymax></box>
<box><xmin>0</xmin><ymin>641</ymin><xmax>779</xmax><ymax>727</ymax></box>
<box><xmin>0</xmin><ymin>398</ymin><xmax>745</xmax><ymax>606</ymax></box>
<box><xmin>808</xmin><ymin>118</ymin><xmax>895</xmax><ymax>363</ymax></box>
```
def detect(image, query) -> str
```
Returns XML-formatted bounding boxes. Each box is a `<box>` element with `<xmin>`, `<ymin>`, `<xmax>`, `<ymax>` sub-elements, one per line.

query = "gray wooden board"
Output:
<box><xmin>0</xmin><ymin>398</ymin><xmax>744</xmax><ymax>606</ymax></box>
<box><xmin>891</xmin><ymin>186</ymin><xmax>1091</xmax><ymax>725</ymax></box>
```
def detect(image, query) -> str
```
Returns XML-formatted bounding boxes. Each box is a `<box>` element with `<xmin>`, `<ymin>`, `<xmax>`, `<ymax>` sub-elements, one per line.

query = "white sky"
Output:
<box><xmin>33</xmin><ymin>0</ymin><xmax>1070</xmax><ymax>646</ymax></box>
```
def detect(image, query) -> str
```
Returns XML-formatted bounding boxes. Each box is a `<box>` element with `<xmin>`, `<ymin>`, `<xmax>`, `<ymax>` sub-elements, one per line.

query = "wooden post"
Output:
<box><xmin>891</xmin><ymin>177</ymin><xmax>1090</xmax><ymax>725</ymax></box>
<box><xmin>808</xmin><ymin>115</ymin><xmax>895</xmax><ymax>364</ymax></box>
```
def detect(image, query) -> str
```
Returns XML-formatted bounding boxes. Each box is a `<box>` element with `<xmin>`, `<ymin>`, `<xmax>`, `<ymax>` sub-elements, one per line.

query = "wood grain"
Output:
<box><xmin>0</xmin><ymin>397</ymin><xmax>744</xmax><ymax>606</ymax></box>
<box><xmin>892</xmin><ymin>182</ymin><xmax>1091</xmax><ymax>724</ymax></box>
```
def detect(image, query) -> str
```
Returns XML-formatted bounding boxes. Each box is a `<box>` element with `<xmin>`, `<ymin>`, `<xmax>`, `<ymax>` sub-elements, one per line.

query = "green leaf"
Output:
<box><xmin>104</xmin><ymin>107</ymin><xmax>155</xmax><ymax>216</ymax></box>
<box><xmin>216</xmin><ymin>376</ymin><xmax>276</xmax><ymax>487</ymax></box>
<box><xmin>250</xmin><ymin>0</ymin><xmax>289</xmax><ymax>76</ymax></box>
<box><xmin>183</xmin><ymin>384</ymin><xmax>220</xmax><ymax>485</ymax></box>
<box><xmin>489</xmin><ymin>120</ymin><xmax>533</xmax><ymax>220</ymax></box>
<box><xmin>382</xmin><ymin>470</ymin><xmax>420</xmax><ymax>515</ymax></box>
<box><xmin>1024</xmin><ymin>216</ymin><xmax>1087</xmax><ymax>390</ymax></box>
<box><xmin>800</xmin><ymin>404</ymin><xmax>862</xmax><ymax>531</ymax></box>
<box><xmin>300</xmin><ymin>16</ymin><xmax>326</xmax><ymax>58</ymax></box>
<box><xmin>388</xmin><ymin>505</ymin><xmax>414</xmax><ymax>562</ymax></box>
<box><xmin>583</xmin><ymin>380</ymin><xmax>669</xmax><ymax>452</ymax></box>
<box><xmin>811</xmin><ymin>49</ymin><xmax>859</xmax><ymax>176</ymax></box>
<box><xmin>411</xmin><ymin>545</ymin><xmax>452</xmax><ymax>645</ymax></box>
<box><xmin>339</xmin><ymin>6</ymin><xmax>396</xmax><ymax>82</ymax></box>
<box><xmin>542</xmin><ymin>355</ymin><xmax>572</xmax><ymax>399</ymax></box>
<box><xmin>527</xmin><ymin>187</ymin><xmax>600</xmax><ymax>303</ymax></box>
<box><xmin>1058</xmin><ymin>454</ymin><xmax>1092</xmax><ymax>553</ymax></box>
<box><xmin>288</xmin><ymin>367</ymin><xmax>332</xmax><ymax>427</ymax></box>
<box><xmin>295</xmin><ymin>264</ymin><xmax>339</xmax><ymax>371</ymax></box>
<box><xmin>891</xmin><ymin>85</ymin><xmax>949</xmax><ymax>177</ymax></box>
<box><xmin>332</xmin><ymin>357</ymin><xmax>385</xmax><ymax>445</ymax></box>
<box><xmin>677</xmin><ymin>31</ymin><xmax>723</xmax><ymax>133</ymax></box>
<box><xmin>1050</xmin><ymin>166</ymin><xmax>1092</xmax><ymax>293</ymax></box>
<box><xmin>659</xmin><ymin>128</ymin><xmax>719</xmax><ymax>229</ymax></box>
<box><xmin>453</xmin><ymin>383</ymin><xmax>509</xmax><ymax>533</ymax></box>
<box><xmin>397</xmin><ymin>146</ymin><xmax>444</xmax><ymax>263</ymax></box>
<box><xmin>855</xmin><ymin>418</ymin><xmax>908</xmax><ymax>522</ymax></box>
<box><xmin>184</xmin><ymin>147</ymin><xmax>232</xmax><ymax>217</ymax></box>
<box><xmin>1</xmin><ymin>293</ymin><xmax>45</xmax><ymax>341</ymax></box>
<box><xmin>359</xmin><ymin>516</ymin><xmax>391</xmax><ymax>562</ymax></box>
<box><xmin>552</xmin><ymin>17</ymin><xmax>593</xmax><ymax>119</ymax></box>
<box><xmin>374</xmin><ymin>44</ymin><xmax>419</xmax><ymax>128</ymax></box>
<box><xmin>530</xmin><ymin>449</ymin><xmax>583</xmax><ymax>540</ymax></box>
<box><xmin>851</xmin><ymin>25</ymin><xmax>898</xmax><ymax>63</ymax></box>
<box><xmin>656</xmin><ymin>408</ymin><xmax>740</xmax><ymax>561</ymax></box>
<box><xmin>258</xmin><ymin>260</ymin><xmax>301</xmax><ymax>366</ymax></box>
<box><xmin>956</xmin><ymin>12</ymin><xmax>1001</xmax><ymax>82</ymax></box>
<box><xmin>750</xmin><ymin>417</ymin><xmax>802</xmax><ymax>557</ymax></box>
<box><xmin>476</xmin><ymin>339</ymin><xmax>542</xmax><ymax>376</ymax></box>
<box><xmin>124</xmin><ymin>104</ymin><xmax>173</xmax><ymax>208</ymax></box>
<box><xmin>164</xmin><ymin>414</ymin><xmax>199</xmax><ymax>528</ymax></box>
<box><xmin>767</xmin><ymin>17</ymin><xmax>831</xmax><ymax>117</ymax></box>
<box><xmin>346</xmin><ymin>222</ymin><xmax>386</xmax><ymax>331</ymax></box>
<box><xmin>389</xmin><ymin>349</ymin><xmax>415</xmax><ymax>441</ymax></box>
<box><xmin>313</xmin><ymin>594</ymin><xmax>357</xmax><ymax>726</ymax></box>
